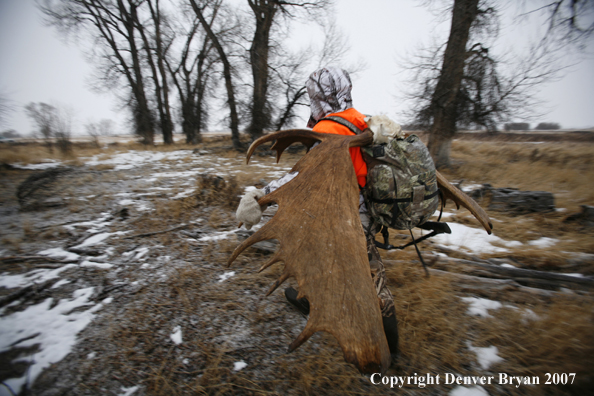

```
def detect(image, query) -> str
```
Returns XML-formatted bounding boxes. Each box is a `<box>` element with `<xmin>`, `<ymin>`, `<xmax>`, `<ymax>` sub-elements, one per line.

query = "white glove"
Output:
<box><xmin>365</xmin><ymin>115</ymin><xmax>404</xmax><ymax>145</ymax></box>
<box><xmin>236</xmin><ymin>189</ymin><xmax>266</xmax><ymax>230</ymax></box>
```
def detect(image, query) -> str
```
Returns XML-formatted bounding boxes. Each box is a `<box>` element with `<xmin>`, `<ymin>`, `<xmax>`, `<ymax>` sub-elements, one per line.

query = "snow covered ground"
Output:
<box><xmin>0</xmin><ymin>146</ymin><xmax>589</xmax><ymax>395</ymax></box>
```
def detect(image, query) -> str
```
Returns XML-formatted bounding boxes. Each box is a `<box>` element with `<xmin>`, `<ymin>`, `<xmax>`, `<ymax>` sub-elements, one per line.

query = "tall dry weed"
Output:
<box><xmin>195</xmin><ymin>173</ymin><xmax>241</xmax><ymax>209</ymax></box>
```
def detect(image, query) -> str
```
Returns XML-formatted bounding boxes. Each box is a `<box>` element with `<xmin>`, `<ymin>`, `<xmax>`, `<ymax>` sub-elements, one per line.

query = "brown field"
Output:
<box><xmin>0</xmin><ymin>131</ymin><xmax>593</xmax><ymax>396</ymax></box>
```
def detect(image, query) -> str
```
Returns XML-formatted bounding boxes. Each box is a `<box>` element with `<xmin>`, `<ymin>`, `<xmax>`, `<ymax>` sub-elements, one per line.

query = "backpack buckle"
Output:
<box><xmin>372</xmin><ymin>145</ymin><xmax>385</xmax><ymax>158</ymax></box>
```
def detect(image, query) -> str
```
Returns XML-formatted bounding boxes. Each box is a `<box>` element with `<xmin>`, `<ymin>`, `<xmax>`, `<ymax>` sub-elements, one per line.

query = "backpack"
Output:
<box><xmin>319</xmin><ymin>115</ymin><xmax>451</xmax><ymax>275</ymax></box>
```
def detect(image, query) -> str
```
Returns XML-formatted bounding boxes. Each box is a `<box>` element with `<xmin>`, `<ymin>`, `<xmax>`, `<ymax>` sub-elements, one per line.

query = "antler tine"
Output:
<box><xmin>288</xmin><ymin>322</ymin><xmax>315</xmax><ymax>352</ymax></box>
<box><xmin>246</xmin><ymin>129</ymin><xmax>326</xmax><ymax>165</ymax></box>
<box><xmin>227</xmin><ymin>223</ymin><xmax>277</xmax><ymax>268</ymax></box>
<box><xmin>258</xmin><ymin>252</ymin><xmax>282</xmax><ymax>273</ymax></box>
<box><xmin>265</xmin><ymin>271</ymin><xmax>290</xmax><ymax>297</ymax></box>
<box><xmin>436</xmin><ymin>170</ymin><xmax>493</xmax><ymax>234</ymax></box>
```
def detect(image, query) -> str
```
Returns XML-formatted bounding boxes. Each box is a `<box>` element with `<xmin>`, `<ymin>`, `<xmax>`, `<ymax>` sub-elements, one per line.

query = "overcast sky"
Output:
<box><xmin>1</xmin><ymin>0</ymin><xmax>593</xmax><ymax>136</ymax></box>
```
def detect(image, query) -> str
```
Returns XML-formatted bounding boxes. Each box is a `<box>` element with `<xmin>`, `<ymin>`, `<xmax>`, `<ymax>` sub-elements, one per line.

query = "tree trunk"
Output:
<box><xmin>136</xmin><ymin>0</ymin><xmax>174</xmax><ymax>145</ymax></box>
<box><xmin>149</xmin><ymin>0</ymin><xmax>174</xmax><ymax>145</ymax></box>
<box><xmin>247</xmin><ymin>0</ymin><xmax>276</xmax><ymax>140</ymax></box>
<box><xmin>428</xmin><ymin>0</ymin><xmax>479</xmax><ymax>168</ymax></box>
<box><xmin>121</xmin><ymin>0</ymin><xmax>155</xmax><ymax>145</ymax></box>
<box><xmin>190</xmin><ymin>0</ymin><xmax>242</xmax><ymax>150</ymax></box>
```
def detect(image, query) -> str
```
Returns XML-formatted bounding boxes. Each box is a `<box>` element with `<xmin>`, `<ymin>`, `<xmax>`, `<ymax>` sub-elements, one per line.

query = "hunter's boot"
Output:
<box><xmin>284</xmin><ymin>287</ymin><xmax>310</xmax><ymax>315</ymax></box>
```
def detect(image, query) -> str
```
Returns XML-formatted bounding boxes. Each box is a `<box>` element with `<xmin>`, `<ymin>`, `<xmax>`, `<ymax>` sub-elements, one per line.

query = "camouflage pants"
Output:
<box><xmin>360</xmin><ymin>195</ymin><xmax>396</xmax><ymax>319</ymax></box>
<box><xmin>366</xmin><ymin>232</ymin><xmax>396</xmax><ymax>318</ymax></box>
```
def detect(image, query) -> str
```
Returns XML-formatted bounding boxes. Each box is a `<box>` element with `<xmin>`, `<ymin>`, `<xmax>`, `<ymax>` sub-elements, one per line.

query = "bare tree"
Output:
<box><xmin>25</xmin><ymin>102</ymin><xmax>73</xmax><ymax>154</ymax></box>
<box><xmin>245</xmin><ymin>0</ymin><xmax>331</xmax><ymax>139</ymax></box>
<box><xmin>25</xmin><ymin>102</ymin><xmax>57</xmax><ymax>152</ymax></box>
<box><xmin>189</xmin><ymin>0</ymin><xmax>243</xmax><ymax>149</ymax></box>
<box><xmin>98</xmin><ymin>119</ymin><xmax>115</xmax><ymax>136</ymax></box>
<box><xmin>531</xmin><ymin>0</ymin><xmax>594</xmax><ymax>46</ymax></box>
<box><xmin>0</xmin><ymin>91</ymin><xmax>14</xmax><ymax>129</ymax></box>
<box><xmin>86</xmin><ymin>119</ymin><xmax>114</xmax><ymax>146</ymax></box>
<box><xmin>403</xmin><ymin>0</ymin><xmax>585</xmax><ymax>168</ymax></box>
<box><xmin>425</xmin><ymin>0</ymin><xmax>480</xmax><ymax>168</ymax></box>
<box><xmin>40</xmin><ymin>0</ymin><xmax>156</xmax><ymax>144</ymax></box>
<box><xmin>269</xmin><ymin>49</ymin><xmax>310</xmax><ymax>130</ymax></box>
<box><xmin>86</xmin><ymin>121</ymin><xmax>101</xmax><ymax>146</ymax></box>
<box><xmin>53</xmin><ymin>105</ymin><xmax>74</xmax><ymax>154</ymax></box>
<box><xmin>133</xmin><ymin>0</ymin><xmax>175</xmax><ymax>144</ymax></box>
<box><xmin>268</xmin><ymin>17</ymin><xmax>365</xmax><ymax>130</ymax></box>
<box><xmin>166</xmin><ymin>8</ymin><xmax>218</xmax><ymax>144</ymax></box>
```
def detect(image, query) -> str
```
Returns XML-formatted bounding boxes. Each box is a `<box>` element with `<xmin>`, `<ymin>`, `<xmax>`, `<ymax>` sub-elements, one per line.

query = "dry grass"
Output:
<box><xmin>389</xmin><ymin>264</ymin><xmax>472</xmax><ymax>374</ymax></box>
<box><xmin>0</xmin><ymin>144</ymin><xmax>62</xmax><ymax>164</ymax></box>
<box><xmin>474</xmin><ymin>297</ymin><xmax>594</xmax><ymax>395</ymax></box>
<box><xmin>195</xmin><ymin>174</ymin><xmax>242</xmax><ymax>210</ymax></box>
<box><xmin>448</xmin><ymin>140</ymin><xmax>594</xmax><ymax>211</ymax></box>
<box><xmin>3</xmin><ymin>133</ymin><xmax>593</xmax><ymax>395</ymax></box>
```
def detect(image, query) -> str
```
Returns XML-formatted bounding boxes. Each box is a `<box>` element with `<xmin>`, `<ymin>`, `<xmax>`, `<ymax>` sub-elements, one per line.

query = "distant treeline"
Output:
<box><xmin>504</xmin><ymin>122</ymin><xmax>562</xmax><ymax>131</ymax></box>
<box><xmin>402</xmin><ymin>122</ymin><xmax>563</xmax><ymax>132</ymax></box>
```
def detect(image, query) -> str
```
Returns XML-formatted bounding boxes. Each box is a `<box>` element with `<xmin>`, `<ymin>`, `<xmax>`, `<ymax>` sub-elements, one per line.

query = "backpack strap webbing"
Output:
<box><xmin>409</xmin><ymin>229</ymin><xmax>430</xmax><ymax>277</ymax></box>
<box><xmin>318</xmin><ymin>116</ymin><xmax>363</xmax><ymax>135</ymax></box>
<box><xmin>373</xmin><ymin>222</ymin><xmax>452</xmax><ymax>277</ymax></box>
<box><xmin>374</xmin><ymin>222</ymin><xmax>451</xmax><ymax>251</ymax></box>
<box><xmin>370</xmin><ymin>189</ymin><xmax>440</xmax><ymax>204</ymax></box>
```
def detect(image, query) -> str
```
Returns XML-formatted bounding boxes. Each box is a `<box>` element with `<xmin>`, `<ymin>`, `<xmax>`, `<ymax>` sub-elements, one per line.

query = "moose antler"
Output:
<box><xmin>436</xmin><ymin>171</ymin><xmax>493</xmax><ymax>234</ymax></box>
<box><xmin>228</xmin><ymin>129</ymin><xmax>392</xmax><ymax>374</ymax></box>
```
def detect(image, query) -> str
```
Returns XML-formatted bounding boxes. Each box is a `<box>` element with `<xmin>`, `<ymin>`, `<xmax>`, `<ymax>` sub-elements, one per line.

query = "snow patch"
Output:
<box><xmin>461</xmin><ymin>297</ymin><xmax>502</xmax><ymax>318</ymax></box>
<box><xmin>119</xmin><ymin>385</ymin><xmax>139</xmax><ymax>396</ymax></box>
<box><xmin>12</xmin><ymin>160</ymin><xmax>62</xmax><ymax>170</ymax></box>
<box><xmin>170</xmin><ymin>326</ymin><xmax>183</xmax><ymax>345</ymax></box>
<box><xmin>199</xmin><ymin>230</ymin><xmax>239</xmax><ymax>242</ymax></box>
<box><xmin>123</xmin><ymin>247</ymin><xmax>150</xmax><ymax>261</ymax></box>
<box><xmin>0</xmin><ymin>289</ymin><xmax>112</xmax><ymax>395</ymax></box>
<box><xmin>233</xmin><ymin>361</ymin><xmax>247</xmax><ymax>371</ymax></box>
<box><xmin>449</xmin><ymin>385</ymin><xmax>489</xmax><ymax>396</ymax></box>
<box><xmin>460</xmin><ymin>184</ymin><xmax>483</xmax><ymax>193</ymax></box>
<box><xmin>80</xmin><ymin>260</ymin><xmax>114</xmax><ymax>269</ymax></box>
<box><xmin>528</xmin><ymin>237</ymin><xmax>558</xmax><ymax>248</ymax></box>
<box><xmin>38</xmin><ymin>247</ymin><xmax>80</xmax><ymax>261</ymax></box>
<box><xmin>64</xmin><ymin>212</ymin><xmax>113</xmax><ymax>233</ymax></box>
<box><xmin>173</xmin><ymin>188</ymin><xmax>195</xmax><ymax>199</ymax></box>
<box><xmin>431</xmin><ymin>223</ymin><xmax>522</xmax><ymax>253</ymax></box>
<box><xmin>72</xmin><ymin>231</ymin><xmax>128</xmax><ymax>249</ymax></box>
<box><xmin>0</xmin><ymin>265</ymin><xmax>77</xmax><ymax>289</ymax></box>
<box><xmin>218</xmin><ymin>271</ymin><xmax>235</xmax><ymax>283</ymax></box>
<box><xmin>565</xmin><ymin>273</ymin><xmax>585</xmax><ymax>278</ymax></box>
<box><xmin>467</xmin><ymin>342</ymin><xmax>504</xmax><ymax>370</ymax></box>
<box><xmin>51</xmin><ymin>279</ymin><xmax>72</xmax><ymax>289</ymax></box>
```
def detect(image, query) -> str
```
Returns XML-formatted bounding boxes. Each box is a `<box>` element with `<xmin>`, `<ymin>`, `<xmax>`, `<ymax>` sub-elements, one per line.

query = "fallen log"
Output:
<box><xmin>424</xmin><ymin>255</ymin><xmax>594</xmax><ymax>291</ymax></box>
<box><xmin>0</xmin><ymin>256</ymin><xmax>78</xmax><ymax>264</ymax></box>
<box><xmin>123</xmin><ymin>224</ymin><xmax>190</xmax><ymax>239</ymax></box>
<box><xmin>429</xmin><ymin>268</ymin><xmax>561</xmax><ymax>304</ymax></box>
<box><xmin>0</xmin><ymin>278</ymin><xmax>57</xmax><ymax>308</ymax></box>
<box><xmin>385</xmin><ymin>260</ymin><xmax>580</xmax><ymax>304</ymax></box>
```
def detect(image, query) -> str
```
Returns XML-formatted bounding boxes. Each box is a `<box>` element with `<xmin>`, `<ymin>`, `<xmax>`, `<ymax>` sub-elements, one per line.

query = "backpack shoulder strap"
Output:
<box><xmin>318</xmin><ymin>115</ymin><xmax>363</xmax><ymax>135</ymax></box>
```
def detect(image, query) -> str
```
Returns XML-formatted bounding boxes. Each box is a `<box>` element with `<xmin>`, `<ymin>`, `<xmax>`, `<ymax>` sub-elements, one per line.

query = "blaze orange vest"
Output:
<box><xmin>312</xmin><ymin>107</ymin><xmax>368</xmax><ymax>188</ymax></box>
